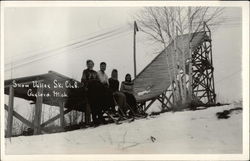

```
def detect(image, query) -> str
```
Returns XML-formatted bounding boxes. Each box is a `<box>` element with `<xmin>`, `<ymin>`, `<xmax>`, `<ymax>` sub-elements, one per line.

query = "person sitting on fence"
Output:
<box><xmin>81</xmin><ymin>59</ymin><xmax>104</xmax><ymax>126</ymax></box>
<box><xmin>108</xmin><ymin>69</ymin><xmax>127</xmax><ymax>117</ymax></box>
<box><xmin>120</xmin><ymin>73</ymin><xmax>138</xmax><ymax>115</ymax></box>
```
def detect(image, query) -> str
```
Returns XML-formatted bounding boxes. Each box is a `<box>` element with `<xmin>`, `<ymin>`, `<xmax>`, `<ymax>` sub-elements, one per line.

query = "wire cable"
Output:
<box><xmin>5</xmin><ymin>27</ymin><xmax>132</xmax><ymax>71</ymax></box>
<box><xmin>5</xmin><ymin>24</ymin><xmax>130</xmax><ymax>66</ymax></box>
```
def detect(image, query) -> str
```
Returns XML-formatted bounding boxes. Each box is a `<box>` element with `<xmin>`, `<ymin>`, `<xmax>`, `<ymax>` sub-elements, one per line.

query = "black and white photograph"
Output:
<box><xmin>1</xmin><ymin>1</ymin><xmax>249</xmax><ymax>160</ymax></box>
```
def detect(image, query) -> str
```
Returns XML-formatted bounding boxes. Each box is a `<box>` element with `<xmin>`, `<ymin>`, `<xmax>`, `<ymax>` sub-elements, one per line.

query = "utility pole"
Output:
<box><xmin>133</xmin><ymin>21</ymin><xmax>139</xmax><ymax>78</ymax></box>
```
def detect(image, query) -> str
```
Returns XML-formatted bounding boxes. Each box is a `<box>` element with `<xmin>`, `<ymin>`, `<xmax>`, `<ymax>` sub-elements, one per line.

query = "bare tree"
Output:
<box><xmin>135</xmin><ymin>7</ymin><xmax>224</xmax><ymax>47</ymax></box>
<box><xmin>135</xmin><ymin>7</ymin><xmax>224</xmax><ymax>107</ymax></box>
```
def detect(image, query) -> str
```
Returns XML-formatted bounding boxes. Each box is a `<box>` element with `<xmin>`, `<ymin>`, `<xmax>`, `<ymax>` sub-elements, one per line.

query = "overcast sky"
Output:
<box><xmin>4</xmin><ymin>7</ymin><xmax>242</xmax><ymax>102</ymax></box>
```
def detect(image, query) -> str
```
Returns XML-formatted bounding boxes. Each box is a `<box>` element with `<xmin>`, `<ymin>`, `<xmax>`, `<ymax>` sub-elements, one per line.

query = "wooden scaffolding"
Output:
<box><xmin>134</xmin><ymin>23</ymin><xmax>216</xmax><ymax>112</ymax></box>
<box><xmin>192</xmin><ymin>23</ymin><xmax>216</xmax><ymax>104</ymax></box>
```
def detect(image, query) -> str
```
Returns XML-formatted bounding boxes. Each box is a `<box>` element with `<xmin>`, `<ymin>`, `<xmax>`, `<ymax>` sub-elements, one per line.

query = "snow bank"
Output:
<box><xmin>5</xmin><ymin>104</ymin><xmax>242</xmax><ymax>154</ymax></box>
<box><xmin>137</xmin><ymin>89</ymin><xmax>151</xmax><ymax>96</ymax></box>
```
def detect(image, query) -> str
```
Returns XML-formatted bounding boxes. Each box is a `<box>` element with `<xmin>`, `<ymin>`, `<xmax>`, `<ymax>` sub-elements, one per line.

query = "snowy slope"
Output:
<box><xmin>5</xmin><ymin>104</ymin><xmax>242</xmax><ymax>154</ymax></box>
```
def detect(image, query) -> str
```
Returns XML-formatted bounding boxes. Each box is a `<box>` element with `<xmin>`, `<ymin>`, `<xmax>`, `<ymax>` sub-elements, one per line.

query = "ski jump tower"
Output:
<box><xmin>133</xmin><ymin>22</ymin><xmax>216</xmax><ymax>111</ymax></box>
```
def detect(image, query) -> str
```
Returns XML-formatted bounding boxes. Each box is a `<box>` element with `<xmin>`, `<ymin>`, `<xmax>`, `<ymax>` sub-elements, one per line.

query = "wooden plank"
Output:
<box><xmin>34</xmin><ymin>87</ymin><xmax>43</xmax><ymax>135</ymax></box>
<box><xmin>6</xmin><ymin>86</ymin><xmax>14</xmax><ymax>138</ymax></box>
<box><xmin>41</xmin><ymin>108</ymin><xmax>72</xmax><ymax>128</ymax></box>
<box><xmin>60</xmin><ymin>102</ymin><xmax>65</xmax><ymax>129</ymax></box>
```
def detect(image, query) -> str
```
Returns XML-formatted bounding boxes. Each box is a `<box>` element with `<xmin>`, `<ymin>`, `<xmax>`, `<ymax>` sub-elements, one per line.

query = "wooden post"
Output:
<box><xmin>6</xmin><ymin>86</ymin><xmax>14</xmax><ymax>138</ymax></box>
<box><xmin>34</xmin><ymin>87</ymin><xmax>43</xmax><ymax>135</ymax></box>
<box><xmin>210</xmin><ymin>41</ymin><xmax>216</xmax><ymax>103</ymax></box>
<box><xmin>60</xmin><ymin>102</ymin><xmax>65</xmax><ymax>130</ymax></box>
<box><xmin>161</xmin><ymin>94</ymin><xmax>165</xmax><ymax>110</ymax></box>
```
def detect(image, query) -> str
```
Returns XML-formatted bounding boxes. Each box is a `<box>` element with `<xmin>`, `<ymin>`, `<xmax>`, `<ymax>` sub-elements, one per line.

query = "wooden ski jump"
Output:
<box><xmin>133</xmin><ymin>23</ymin><xmax>216</xmax><ymax>112</ymax></box>
<box><xmin>4</xmin><ymin>23</ymin><xmax>216</xmax><ymax>137</ymax></box>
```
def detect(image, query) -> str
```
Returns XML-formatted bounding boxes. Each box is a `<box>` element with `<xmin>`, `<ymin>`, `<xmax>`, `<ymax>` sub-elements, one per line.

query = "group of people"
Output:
<box><xmin>81</xmin><ymin>59</ymin><xmax>138</xmax><ymax>126</ymax></box>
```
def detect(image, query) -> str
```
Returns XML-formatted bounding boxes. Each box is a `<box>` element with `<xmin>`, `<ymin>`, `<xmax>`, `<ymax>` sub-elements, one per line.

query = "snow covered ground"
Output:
<box><xmin>5</xmin><ymin>104</ymin><xmax>242</xmax><ymax>154</ymax></box>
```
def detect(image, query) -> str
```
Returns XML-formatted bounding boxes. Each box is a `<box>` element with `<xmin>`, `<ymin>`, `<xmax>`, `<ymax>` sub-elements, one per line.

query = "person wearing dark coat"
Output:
<box><xmin>120</xmin><ymin>73</ymin><xmax>138</xmax><ymax>115</ymax></box>
<box><xmin>108</xmin><ymin>70</ymin><xmax>119</xmax><ymax>93</ymax></box>
<box><xmin>81</xmin><ymin>60</ymin><xmax>98</xmax><ymax>88</ymax></box>
<box><xmin>81</xmin><ymin>59</ymin><xmax>104</xmax><ymax>126</ymax></box>
<box><xmin>97</xmin><ymin>62</ymin><xmax>115</xmax><ymax>115</ymax></box>
<box><xmin>108</xmin><ymin>69</ymin><xmax>127</xmax><ymax>116</ymax></box>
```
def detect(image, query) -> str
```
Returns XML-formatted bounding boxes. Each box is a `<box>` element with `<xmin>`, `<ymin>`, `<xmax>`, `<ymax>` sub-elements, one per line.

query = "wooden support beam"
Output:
<box><xmin>41</xmin><ymin>108</ymin><xmax>72</xmax><ymax>128</ymax></box>
<box><xmin>193</xmin><ymin>89</ymin><xmax>207</xmax><ymax>92</ymax></box>
<box><xmin>6</xmin><ymin>86</ymin><xmax>14</xmax><ymax>138</ymax></box>
<box><xmin>157</xmin><ymin>98</ymin><xmax>170</xmax><ymax>110</ymax></box>
<box><xmin>198</xmin><ymin>91</ymin><xmax>208</xmax><ymax>98</ymax></box>
<box><xmin>193</xmin><ymin>75</ymin><xmax>208</xmax><ymax>89</ymax></box>
<box><xmin>5</xmin><ymin>104</ymin><xmax>33</xmax><ymax>128</ymax></box>
<box><xmin>162</xmin><ymin>93</ymin><xmax>174</xmax><ymax>107</ymax></box>
<box><xmin>191</xmin><ymin>37</ymin><xmax>216</xmax><ymax>105</ymax></box>
<box><xmin>158</xmin><ymin>95</ymin><xmax>165</xmax><ymax>110</ymax></box>
<box><xmin>34</xmin><ymin>87</ymin><xmax>43</xmax><ymax>135</ymax></box>
<box><xmin>59</xmin><ymin>102</ymin><xmax>65</xmax><ymax>130</ymax></box>
<box><xmin>5</xmin><ymin>104</ymin><xmax>48</xmax><ymax>134</ymax></box>
<box><xmin>193</xmin><ymin>74</ymin><xmax>209</xmax><ymax>89</ymax></box>
<box><xmin>144</xmin><ymin>99</ymin><xmax>156</xmax><ymax>112</ymax></box>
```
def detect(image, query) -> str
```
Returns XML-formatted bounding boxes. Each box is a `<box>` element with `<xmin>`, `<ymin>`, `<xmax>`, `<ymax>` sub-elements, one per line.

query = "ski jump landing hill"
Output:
<box><xmin>4</xmin><ymin>23</ymin><xmax>216</xmax><ymax>137</ymax></box>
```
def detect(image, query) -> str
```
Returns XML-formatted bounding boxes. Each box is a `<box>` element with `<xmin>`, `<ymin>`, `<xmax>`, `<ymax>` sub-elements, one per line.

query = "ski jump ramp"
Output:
<box><xmin>133</xmin><ymin>31</ymin><xmax>212</xmax><ymax>104</ymax></box>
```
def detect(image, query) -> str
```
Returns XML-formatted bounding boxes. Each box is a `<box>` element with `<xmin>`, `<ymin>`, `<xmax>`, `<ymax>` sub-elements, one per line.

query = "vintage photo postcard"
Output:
<box><xmin>0</xmin><ymin>1</ymin><xmax>249</xmax><ymax>161</ymax></box>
